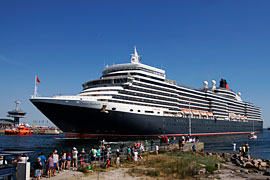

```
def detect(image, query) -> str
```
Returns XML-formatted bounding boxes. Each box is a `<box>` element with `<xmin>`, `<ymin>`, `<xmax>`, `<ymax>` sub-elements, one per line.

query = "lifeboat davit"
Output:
<box><xmin>5</xmin><ymin>125</ymin><xmax>33</xmax><ymax>135</ymax></box>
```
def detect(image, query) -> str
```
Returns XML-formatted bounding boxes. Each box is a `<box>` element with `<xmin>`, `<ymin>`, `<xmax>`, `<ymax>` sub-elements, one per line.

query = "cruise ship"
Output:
<box><xmin>30</xmin><ymin>47</ymin><xmax>263</xmax><ymax>138</ymax></box>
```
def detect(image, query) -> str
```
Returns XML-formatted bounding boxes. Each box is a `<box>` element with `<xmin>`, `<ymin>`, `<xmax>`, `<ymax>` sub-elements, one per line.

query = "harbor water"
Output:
<box><xmin>0</xmin><ymin>129</ymin><xmax>270</xmax><ymax>162</ymax></box>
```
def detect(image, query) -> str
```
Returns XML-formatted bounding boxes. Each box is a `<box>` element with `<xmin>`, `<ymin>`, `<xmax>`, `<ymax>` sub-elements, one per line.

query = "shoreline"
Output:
<box><xmin>48</xmin><ymin>152</ymin><xmax>270</xmax><ymax>180</ymax></box>
<box><xmin>42</xmin><ymin>143</ymin><xmax>270</xmax><ymax>180</ymax></box>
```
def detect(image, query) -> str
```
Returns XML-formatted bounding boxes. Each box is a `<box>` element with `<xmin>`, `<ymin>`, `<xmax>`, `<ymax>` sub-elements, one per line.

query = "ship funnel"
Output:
<box><xmin>211</xmin><ymin>80</ymin><xmax>216</xmax><ymax>90</ymax></box>
<box><xmin>203</xmin><ymin>81</ymin><xmax>208</xmax><ymax>89</ymax></box>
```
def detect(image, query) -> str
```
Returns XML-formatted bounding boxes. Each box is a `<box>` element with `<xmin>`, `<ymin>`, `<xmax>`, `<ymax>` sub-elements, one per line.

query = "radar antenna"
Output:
<box><xmin>15</xmin><ymin>100</ymin><xmax>21</xmax><ymax>111</ymax></box>
<box><xmin>131</xmin><ymin>46</ymin><xmax>141</xmax><ymax>64</ymax></box>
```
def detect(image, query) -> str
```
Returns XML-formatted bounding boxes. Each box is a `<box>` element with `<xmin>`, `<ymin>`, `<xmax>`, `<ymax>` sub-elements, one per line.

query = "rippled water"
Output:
<box><xmin>200</xmin><ymin>129</ymin><xmax>270</xmax><ymax>159</ymax></box>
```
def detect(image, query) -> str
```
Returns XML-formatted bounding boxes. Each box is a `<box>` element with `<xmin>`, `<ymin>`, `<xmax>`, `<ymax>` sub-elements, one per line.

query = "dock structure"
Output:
<box><xmin>159</xmin><ymin>141</ymin><xmax>204</xmax><ymax>152</ymax></box>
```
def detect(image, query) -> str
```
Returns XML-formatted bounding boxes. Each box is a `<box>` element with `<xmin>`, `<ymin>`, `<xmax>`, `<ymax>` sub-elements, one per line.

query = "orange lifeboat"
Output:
<box><xmin>5</xmin><ymin>125</ymin><xmax>33</xmax><ymax>135</ymax></box>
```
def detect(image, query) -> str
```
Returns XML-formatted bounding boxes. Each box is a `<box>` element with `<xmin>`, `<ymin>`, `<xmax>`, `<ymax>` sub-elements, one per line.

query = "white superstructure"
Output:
<box><xmin>69</xmin><ymin>47</ymin><xmax>263</xmax><ymax>123</ymax></box>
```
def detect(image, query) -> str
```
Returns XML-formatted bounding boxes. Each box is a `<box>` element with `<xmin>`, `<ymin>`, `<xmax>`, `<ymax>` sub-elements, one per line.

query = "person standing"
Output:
<box><xmin>245</xmin><ymin>142</ymin><xmax>249</xmax><ymax>155</ymax></box>
<box><xmin>79</xmin><ymin>148</ymin><xmax>86</xmax><ymax>166</ymax></box>
<box><xmin>127</xmin><ymin>146</ymin><xmax>131</xmax><ymax>160</ymax></box>
<box><xmin>34</xmin><ymin>158</ymin><xmax>42</xmax><ymax>180</ymax></box>
<box><xmin>239</xmin><ymin>146</ymin><xmax>242</xmax><ymax>156</ymax></box>
<box><xmin>155</xmin><ymin>145</ymin><xmax>159</xmax><ymax>155</ymax></box>
<box><xmin>192</xmin><ymin>143</ymin><xmax>196</xmax><ymax>153</ymax></box>
<box><xmin>232</xmin><ymin>142</ymin><xmax>237</xmax><ymax>153</ymax></box>
<box><xmin>242</xmin><ymin>145</ymin><xmax>246</xmax><ymax>156</ymax></box>
<box><xmin>61</xmin><ymin>150</ymin><xmax>66</xmax><ymax>170</ymax></box>
<box><xmin>53</xmin><ymin>150</ymin><xmax>59</xmax><ymax>173</ymax></box>
<box><xmin>145</xmin><ymin>140</ymin><xmax>149</xmax><ymax>152</ymax></box>
<box><xmin>72</xmin><ymin>147</ymin><xmax>78</xmax><ymax>170</ymax></box>
<box><xmin>38</xmin><ymin>152</ymin><xmax>46</xmax><ymax>177</ymax></box>
<box><xmin>116</xmin><ymin>149</ymin><xmax>120</xmax><ymax>168</ymax></box>
<box><xmin>90</xmin><ymin>147</ymin><xmax>97</xmax><ymax>165</ymax></box>
<box><xmin>66</xmin><ymin>151</ymin><xmax>72</xmax><ymax>169</ymax></box>
<box><xmin>133</xmin><ymin>150</ymin><xmax>138</xmax><ymax>164</ymax></box>
<box><xmin>47</xmin><ymin>153</ymin><xmax>54</xmax><ymax>178</ymax></box>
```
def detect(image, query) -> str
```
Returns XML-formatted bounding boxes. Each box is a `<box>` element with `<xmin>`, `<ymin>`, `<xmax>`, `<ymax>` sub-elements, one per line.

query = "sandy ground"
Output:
<box><xmin>82</xmin><ymin>168</ymin><xmax>152</xmax><ymax>180</ymax></box>
<box><xmin>47</xmin><ymin>167</ymin><xmax>152</xmax><ymax>180</ymax></box>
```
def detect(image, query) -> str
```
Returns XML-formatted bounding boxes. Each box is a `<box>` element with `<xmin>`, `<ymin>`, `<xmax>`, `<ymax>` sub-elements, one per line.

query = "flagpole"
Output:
<box><xmin>34</xmin><ymin>75</ymin><xmax>37</xmax><ymax>97</ymax></box>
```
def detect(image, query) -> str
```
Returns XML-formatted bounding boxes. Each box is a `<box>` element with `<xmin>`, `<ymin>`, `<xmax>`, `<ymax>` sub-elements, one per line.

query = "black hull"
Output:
<box><xmin>32</xmin><ymin>101</ymin><xmax>263</xmax><ymax>138</ymax></box>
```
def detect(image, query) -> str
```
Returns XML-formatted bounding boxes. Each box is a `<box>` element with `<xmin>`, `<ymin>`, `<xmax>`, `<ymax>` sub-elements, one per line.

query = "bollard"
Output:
<box><xmin>16</xmin><ymin>162</ymin><xmax>30</xmax><ymax>180</ymax></box>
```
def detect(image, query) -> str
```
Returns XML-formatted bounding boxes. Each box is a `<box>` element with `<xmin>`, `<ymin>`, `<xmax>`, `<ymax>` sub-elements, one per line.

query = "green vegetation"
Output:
<box><xmin>128</xmin><ymin>150</ymin><xmax>224</xmax><ymax>179</ymax></box>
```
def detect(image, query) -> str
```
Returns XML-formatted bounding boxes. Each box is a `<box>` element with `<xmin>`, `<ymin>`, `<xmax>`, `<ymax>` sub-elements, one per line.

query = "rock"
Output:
<box><xmin>215</xmin><ymin>163</ymin><xmax>221</xmax><ymax>170</ymax></box>
<box><xmin>198</xmin><ymin>168</ymin><xmax>206</xmax><ymax>175</ymax></box>
<box><xmin>260</xmin><ymin>162</ymin><xmax>267</xmax><ymax>167</ymax></box>
<box><xmin>199</xmin><ymin>163</ymin><xmax>206</xmax><ymax>168</ymax></box>
<box><xmin>233</xmin><ymin>154</ymin><xmax>238</xmax><ymax>159</ymax></box>
<box><xmin>243</xmin><ymin>162</ymin><xmax>254</xmax><ymax>168</ymax></box>
<box><xmin>235</xmin><ymin>159</ymin><xmax>241</xmax><ymax>166</ymax></box>
<box><xmin>258</xmin><ymin>166</ymin><xmax>267</xmax><ymax>171</ymax></box>
<box><xmin>247</xmin><ymin>155</ymin><xmax>251</xmax><ymax>159</ymax></box>
<box><xmin>252</xmin><ymin>159</ymin><xmax>258</xmax><ymax>165</ymax></box>
<box><xmin>225</xmin><ymin>157</ymin><xmax>230</xmax><ymax>162</ymax></box>
<box><xmin>248</xmin><ymin>169</ymin><xmax>254</xmax><ymax>173</ymax></box>
<box><xmin>235</xmin><ymin>169</ymin><xmax>241</xmax><ymax>173</ymax></box>
<box><xmin>241</xmin><ymin>169</ymin><xmax>249</xmax><ymax>174</ymax></box>
<box><xmin>222</xmin><ymin>153</ymin><xmax>229</xmax><ymax>158</ymax></box>
<box><xmin>257</xmin><ymin>159</ymin><xmax>263</xmax><ymax>163</ymax></box>
<box><xmin>239</xmin><ymin>156</ymin><xmax>244</xmax><ymax>161</ymax></box>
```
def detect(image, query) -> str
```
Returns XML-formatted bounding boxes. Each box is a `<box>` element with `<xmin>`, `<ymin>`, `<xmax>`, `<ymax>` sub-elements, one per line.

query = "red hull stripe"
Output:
<box><xmin>65</xmin><ymin>131</ymin><xmax>261</xmax><ymax>138</ymax></box>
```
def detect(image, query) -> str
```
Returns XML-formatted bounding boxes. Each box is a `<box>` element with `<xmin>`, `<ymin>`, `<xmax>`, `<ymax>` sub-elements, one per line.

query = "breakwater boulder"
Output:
<box><xmin>217</xmin><ymin>152</ymin><xmax>270</xmax><ymax>176</ymax></box>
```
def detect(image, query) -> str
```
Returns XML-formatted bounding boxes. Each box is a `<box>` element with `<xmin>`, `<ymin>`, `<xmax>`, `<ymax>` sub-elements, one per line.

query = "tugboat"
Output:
<box><xmin>5</xmin><ymin>125</ymin><xmax>33</xmax><ymax>135</ymax></box>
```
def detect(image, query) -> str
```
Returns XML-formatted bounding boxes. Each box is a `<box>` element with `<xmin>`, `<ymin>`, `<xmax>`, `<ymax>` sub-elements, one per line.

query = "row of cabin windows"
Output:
<box><xmin>111</xmin><ymin>107</ymin><xmax>158</xmax><ymax>114</ymax></box>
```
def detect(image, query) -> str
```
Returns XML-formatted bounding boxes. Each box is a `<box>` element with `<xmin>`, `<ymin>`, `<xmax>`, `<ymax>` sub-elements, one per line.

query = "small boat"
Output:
<box><xmin>268</xmin><ymin>127</ymin><xmax>270</xmax><ymax>130</ymax></box>
<box><xmin>248</xmin><ymin>132</ymin><xmax>257</xmax><ymax>140</ymax></box>
<box><xmin>5</xmin><ymin>125</ymin><xmax>33</xmax><ymax>135</ymax></box>
<box><xmin>248</xmin><ymin>120</ymin><xmax>257</xmax><ymax>140</ymax></box>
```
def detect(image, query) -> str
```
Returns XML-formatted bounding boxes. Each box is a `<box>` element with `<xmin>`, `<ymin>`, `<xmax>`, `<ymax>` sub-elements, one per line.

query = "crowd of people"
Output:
<box><xmin>2</xmin><ymin>137</ymin><xmax>183</xmax><ymax>179</ymax></box>
<box><xmin>233</xmin><ymin>141</ymin><xmax>250</xmax><ymax>156</ymax></box>
<box><xmin>28</xmin><ymin>139</ymin><xmax>169</xmax><ymax>179</ymax></box>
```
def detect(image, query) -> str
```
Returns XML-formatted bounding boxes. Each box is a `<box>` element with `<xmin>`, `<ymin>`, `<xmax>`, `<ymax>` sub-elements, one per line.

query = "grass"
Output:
<box><xmin>128</xmin><ymin>150</ymin><xmax>224</xmax><ymax>179</ymax></box>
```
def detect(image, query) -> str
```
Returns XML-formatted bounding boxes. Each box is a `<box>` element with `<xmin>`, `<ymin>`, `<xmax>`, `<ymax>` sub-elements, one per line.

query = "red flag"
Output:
<box><xmin>225</xmin><ymin>84</ymin><xmax>229</xmax><ymax>89</ymax></box>
<box><xmin>36</xmin><ymin>76</ymin><xmax>41</xmax><ymax>83</ymax></box>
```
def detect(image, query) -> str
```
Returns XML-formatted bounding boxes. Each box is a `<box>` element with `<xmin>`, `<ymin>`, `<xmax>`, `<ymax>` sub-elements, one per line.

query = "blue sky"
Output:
<box><xmin>0</xmin><ymin>0</ymin><xmax>269</xmax><ymax>127</ymax></box>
